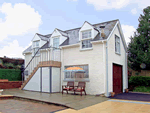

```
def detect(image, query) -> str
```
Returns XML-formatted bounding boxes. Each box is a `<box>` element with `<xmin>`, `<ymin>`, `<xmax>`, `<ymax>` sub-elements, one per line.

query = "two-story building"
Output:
<box><xmin>21</xmin><ymin>19</ymin><xmax>128</xmax><ymax>97</ymax></box>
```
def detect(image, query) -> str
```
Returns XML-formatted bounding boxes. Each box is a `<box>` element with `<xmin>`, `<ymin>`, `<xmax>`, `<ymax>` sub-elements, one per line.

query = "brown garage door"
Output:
<box><xmin>113</xmin><ymin>64</ymin><xmax>123</xmax><ymax>95</ymax></box>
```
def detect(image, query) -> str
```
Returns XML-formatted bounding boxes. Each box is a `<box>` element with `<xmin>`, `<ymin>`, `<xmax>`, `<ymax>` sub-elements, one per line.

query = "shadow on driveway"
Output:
<box><xmin>109</xmin><ymin>92</ymin><xmax>150</xmax><ymax>102</ymax></box>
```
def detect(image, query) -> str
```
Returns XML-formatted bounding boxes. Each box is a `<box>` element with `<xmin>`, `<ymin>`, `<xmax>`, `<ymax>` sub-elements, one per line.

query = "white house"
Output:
<box><xmin>21</xmin><ymin>19</ymin><xmax>128</xmax><ymax>97</ymax></box>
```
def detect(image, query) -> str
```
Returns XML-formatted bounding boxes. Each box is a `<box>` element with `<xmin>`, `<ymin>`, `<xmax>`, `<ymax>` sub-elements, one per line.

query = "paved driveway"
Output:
<box><xmin>109</xmin><ymin>92</ymin><xmax>150</xmax><ymax>102</ymax></box>
<box><xmin>56</xmin><ymin>99</ymin><xmax>150</xmax><ymax>113</ymax></box>
<box><xmin>0</xmin><ymin>99</ymin><xmax>66</xmax><ymax>113</ymax></box>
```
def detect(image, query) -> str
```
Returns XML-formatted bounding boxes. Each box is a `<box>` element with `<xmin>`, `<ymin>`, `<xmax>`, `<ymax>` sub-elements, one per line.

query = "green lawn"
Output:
<box><xmin>133</xmin><ymin>86</ymin><xmax>150</xmax><ymax>93</ymax></box>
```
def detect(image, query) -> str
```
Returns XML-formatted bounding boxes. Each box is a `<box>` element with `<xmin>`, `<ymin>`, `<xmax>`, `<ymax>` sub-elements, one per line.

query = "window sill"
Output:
<box><xmin>80</xmin><ymin>48</ymin><xmax>93</xmax><ymax>51</ymax></box>
<box><xmin>63</xmin><ymin>78</ymin><xmax>90</xmax><ymax>82</ymax></box>
<box><xmin>115</xmin><ymin>52</ymin><xmax>121</xmax><ymax>56</ymax></box>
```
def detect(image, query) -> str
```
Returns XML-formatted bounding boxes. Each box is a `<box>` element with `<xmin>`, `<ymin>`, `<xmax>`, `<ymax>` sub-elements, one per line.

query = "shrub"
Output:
<box><xmin>129</xmin><ymin>76</ymin><xmax>150</xmax><ymax>87</ymax></box>
<box><xmin>0</xmin><ymin>69</ymin><xmax>22</xmax><ymax>81</ymax></box>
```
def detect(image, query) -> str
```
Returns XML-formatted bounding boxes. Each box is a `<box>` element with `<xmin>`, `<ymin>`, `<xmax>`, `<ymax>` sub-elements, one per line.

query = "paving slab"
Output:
<box><xmin>3</xmin><ymin>89</ymin><xmax>109</xmax><ymax>110</ymax></box>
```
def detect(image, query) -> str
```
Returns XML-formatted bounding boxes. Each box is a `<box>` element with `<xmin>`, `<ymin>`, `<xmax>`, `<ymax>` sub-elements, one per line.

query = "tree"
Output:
<box><xmin>128</xmin><ymin>6</ymin><xmax>150</xmax><ymax>70</ymax></box>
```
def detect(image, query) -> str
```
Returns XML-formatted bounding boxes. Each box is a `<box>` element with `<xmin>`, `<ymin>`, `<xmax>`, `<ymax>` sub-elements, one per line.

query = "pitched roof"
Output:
<box><xmin>36</xmin><ymin>33</ymin><xmax>50</xmax><ymax>41</ymax></box>
<box><xmin>23</xmin><ymin>45</ymin><xmax>32</xmax><ymax>54</ymax></box>
<box><xmin>57</xmin><ymin>29</ymin><xmax>68</xmax><ymax>37</ymax></box>
<box><xmin>23</xmin><ymin>19</ymin><xmax>118</xmax><ymax>53</ymax></box>
<box><xmin>60</xmin><ymin>19</ymin><xmax>118</xmax><ymax>46</ymax></box>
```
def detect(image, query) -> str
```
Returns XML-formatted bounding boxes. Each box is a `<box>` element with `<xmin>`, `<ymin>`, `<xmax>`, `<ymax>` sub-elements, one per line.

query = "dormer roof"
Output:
<box><xmin>23</xmin><ymin>19</ymin><xmax>119</xmax><ymax>53</ymax></box>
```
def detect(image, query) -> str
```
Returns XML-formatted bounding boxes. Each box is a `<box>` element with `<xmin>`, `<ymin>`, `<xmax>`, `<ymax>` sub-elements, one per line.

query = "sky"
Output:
<box><xmin>0</xmin><ymin>0</ymin><xmax>149</xmax><ymax>58</ymax></box>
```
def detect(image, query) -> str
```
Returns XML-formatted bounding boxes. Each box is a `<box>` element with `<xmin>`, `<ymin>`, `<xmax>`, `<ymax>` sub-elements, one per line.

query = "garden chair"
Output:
<box><xmin>62</xmin><ymin>81</ymin><xmax>74</xmax><ymax>94</ymax></box>
<box><xmin>74</xmin><ymin>82</ymin><xmax>86</xmax><ymax>96</ymax></box>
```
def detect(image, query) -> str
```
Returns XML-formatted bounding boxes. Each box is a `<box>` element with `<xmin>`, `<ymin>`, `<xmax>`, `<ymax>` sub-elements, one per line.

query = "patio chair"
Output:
<box><xmin>62</xmin><ymin>81</ymin><xmax>74</xmax><ymax>94</ymax></box>
<box><xmin>74</xmin><ymin>82</ymin><xmax>86</xmax><ymax>96</ymax></box>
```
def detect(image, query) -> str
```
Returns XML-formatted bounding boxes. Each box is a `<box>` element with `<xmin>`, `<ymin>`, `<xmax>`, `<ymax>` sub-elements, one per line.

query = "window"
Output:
<box><xmin>64</xmin><ymin>65</ymin><xmax>89</xmax><ymax>79</ymax></box>
<box><xmin>82</xmin><ymin>30</ymin><xmax>91</xmax><ymax>39</ymax></box>
<box><xmin>53</xmin><ymin>37</ymin><xmax>59</xmax><ymax>49</ymax></box>
<box><xmin>82</xmin><ymin>39</ymin><xmax>92</xmax><ymax>49</ymax></box>
<box><xmin>81</xmin><ymin>30</ymin><xmax>92</xmax><ymax>49</ymax></box>
<box><xmin>33</xmin><ymin>40</ymin><xmax>40</xmax><ymax>55</ymax></box>
<box><xmin>115</xmin><ymin>35</ymin><xmax>120</xmax><ymax>54</ymax></box>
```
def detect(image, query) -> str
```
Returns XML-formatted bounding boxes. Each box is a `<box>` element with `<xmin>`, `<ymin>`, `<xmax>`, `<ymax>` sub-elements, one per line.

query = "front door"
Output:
<box><xmin>113</xmin><ymin>64</ymin><xmax>123</xmax><ymax>95</ymax></box>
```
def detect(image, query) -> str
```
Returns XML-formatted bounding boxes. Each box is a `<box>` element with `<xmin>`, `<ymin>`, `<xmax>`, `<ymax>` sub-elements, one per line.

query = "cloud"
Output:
<box><xmin>0</xmin><ymin>40</ymin><xmax>32</xmax><ymax>58</ymax></box>
<box><xmin>131</xmin><ymin>8</ymin><xmax>137</xmax><ymax>14</ymax></box>
<box><xmin>0</xmin><ymin>3</ymin><xmax>42</xmax><ymax>41</ymax></box>
<box><xmin>121</xmin><ymin>24</ymin><xmax>136</xmax><ymax>45</ymax></box>
<box><xmin>86</xmin><ymin>0</ymin><xmax>150</xmax><ymax>11</ymax></box>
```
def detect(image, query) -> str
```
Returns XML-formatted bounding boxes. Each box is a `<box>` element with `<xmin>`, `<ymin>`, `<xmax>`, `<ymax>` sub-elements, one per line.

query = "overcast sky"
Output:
<box><xmin>0</xmin><ymin>0</ymin><xmax>149</xmax><ymax>58</ymax></box>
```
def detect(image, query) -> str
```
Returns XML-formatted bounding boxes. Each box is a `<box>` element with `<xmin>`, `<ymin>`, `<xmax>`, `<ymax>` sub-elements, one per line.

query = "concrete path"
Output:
<box><xmin>3</xmin><ymin>89</ymin><xmax>109</xmax><ymax>110</ymax></box>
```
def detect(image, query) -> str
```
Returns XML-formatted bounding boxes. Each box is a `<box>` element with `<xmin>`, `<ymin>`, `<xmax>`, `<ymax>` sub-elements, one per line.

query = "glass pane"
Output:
<box><xmin>82</xmin><ymin>39</ymin><xmax>92</xmax><ymax>49</ymax></box>
<box><xmin>82</xmin><ymin>30</ymin><xmax>91</xmax><ymax>39</ymax></box>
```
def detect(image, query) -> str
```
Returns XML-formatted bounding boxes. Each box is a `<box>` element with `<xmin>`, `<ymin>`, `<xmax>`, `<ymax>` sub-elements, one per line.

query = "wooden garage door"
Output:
<box><xmin>113</xmin><ymin>64</ymin><xmax>122</xmax><ymax>95</ymax></box>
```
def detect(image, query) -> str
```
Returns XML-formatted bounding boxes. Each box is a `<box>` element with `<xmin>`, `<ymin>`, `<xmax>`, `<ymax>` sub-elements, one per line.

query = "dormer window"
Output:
<box><xmin>53</xmin><ymin>37</ymin><xmax>59</xmax><ymax>49</ymax></box>
<box><xmin>81</xmin><ymin>30</ymin><xmax>92</xmax><ymax>49</ymax></box>
<box><xmin>33</xmin><ymin>40</ymin><xmax>40</xmax><ymax>55</ymax></box>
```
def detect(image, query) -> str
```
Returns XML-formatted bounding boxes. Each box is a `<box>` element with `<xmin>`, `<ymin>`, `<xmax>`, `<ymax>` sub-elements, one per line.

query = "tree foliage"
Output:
<box><xmin>128</xmin><ymin>6</ymin><xmax>150</xmax><ymax>70</ymax></box>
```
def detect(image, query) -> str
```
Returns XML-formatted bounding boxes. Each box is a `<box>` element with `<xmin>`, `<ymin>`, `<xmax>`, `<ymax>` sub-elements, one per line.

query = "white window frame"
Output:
<box><xmin>115</xmin><ymin>35</ymin><xmax>121</xmax><ymax>55</ymax></box>
<box><xmin>53</xmin><ymin>37</ymin><xmax>60</xmax><ymax>49</ymax></box>
<box><xmin>32</xmin><ymin>40</ymin><xmax>40</xmax><ymax>56</ymax></box>
<box><xmin>81</xmin><ymin>30</ymin><xmax>92</xmax><ymax>49</ymax></box>
<box><xmin>64</xmin><ymin>65</ymin><xmax>89</xmax><ymax>81</ymax></box>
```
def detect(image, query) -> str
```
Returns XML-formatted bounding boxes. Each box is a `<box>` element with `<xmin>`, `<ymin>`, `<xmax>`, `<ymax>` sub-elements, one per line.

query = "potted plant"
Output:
<box><xmin>110</xmin><ymin>92</ymin><xmax>115</xmax><ymax>97</ymax></box>
<box><xmin>0</xmin><ymin>89</ymin><xmax>3</xmax><ymax>95</ymax></box>
<box><xmin>125</xmin><ymin>88</ymin><xmax>129</xmax><ymax>93</ymax></box>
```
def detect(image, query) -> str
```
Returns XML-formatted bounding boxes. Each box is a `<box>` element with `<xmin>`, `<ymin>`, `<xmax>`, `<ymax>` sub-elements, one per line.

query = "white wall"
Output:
<box><xmin>42</xmin><ymin>67</ymin><xmax>50</xmax><ymax>92</ymax></box>
<box><xmin>52</xmin><ymin>67</ymin><xmax>60</xmax><ymax>92</ymax></box>
<box><xmin>23</xmin><ymin>68</ymin><xmax>40</xmax><ymax>91</ymax></box>
<box><xmin>107</xmin><ymin>24</ymin><xmax>127</xmax><ymax>94</ymax></box>
<box><xmin>61</xmin><ymin>43</ymin><xmax>106</xmax><ymax>95</ymax></box>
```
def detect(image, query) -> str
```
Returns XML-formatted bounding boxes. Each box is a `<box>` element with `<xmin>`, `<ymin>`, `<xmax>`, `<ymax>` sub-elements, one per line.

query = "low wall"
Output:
<box><xmin>0</xmin><ymin>81</ymin><xmax>22</xmax><ymax>89</ymax></box>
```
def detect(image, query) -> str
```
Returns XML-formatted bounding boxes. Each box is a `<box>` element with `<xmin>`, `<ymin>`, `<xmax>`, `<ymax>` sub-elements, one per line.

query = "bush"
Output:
<box><xmin>0</xmin><ymin>69</ymin><xmax>22</xmax><ymax>81</ymax></box>
<box><xmin>133</xmin><ymin>86</ymin><xmax>150</xmax><ymax>93</ymax></box>
<box><xmin>129</xmin><ymin>76</ymin><xmax>150</xmax><ymax>87</ymax></box>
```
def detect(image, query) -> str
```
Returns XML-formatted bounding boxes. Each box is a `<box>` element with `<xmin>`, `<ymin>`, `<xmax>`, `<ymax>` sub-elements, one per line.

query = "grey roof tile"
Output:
<box><xmin>23</xmin><ymin>45</ymin><xmax>32</xmax><ymax>54</ymax></box>
<box><xmin>37</xmin><ymin>33</ymin><xmax>50</xmax><ymax>41</ymax></box>
<box><xmin>23</xmin><ymin>19</ymin><xmax>118</xmax><ymax>52</ymax></box>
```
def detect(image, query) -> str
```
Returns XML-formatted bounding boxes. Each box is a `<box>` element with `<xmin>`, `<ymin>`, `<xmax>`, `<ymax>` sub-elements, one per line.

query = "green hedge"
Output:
<box><xmin>129</xmin><ymin>76</ymin><xmax>150</xmax><ymax>87</ymax></box>
<box><xmin>0</xmin><ymin>69</ymin><xmax>21</xmax><ymax>81</ymax></box>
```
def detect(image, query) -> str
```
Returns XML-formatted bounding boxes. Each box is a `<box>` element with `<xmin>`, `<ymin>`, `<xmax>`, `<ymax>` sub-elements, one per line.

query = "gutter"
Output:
<box><xmin>60</xmin><ymin>43</ymin><xmax>80</xmax><ymax>48</ymax></box>
<box><xmin>91</xmin><ymin>40</ymin><xmax>107</xmax><ymax>44</ymax></box>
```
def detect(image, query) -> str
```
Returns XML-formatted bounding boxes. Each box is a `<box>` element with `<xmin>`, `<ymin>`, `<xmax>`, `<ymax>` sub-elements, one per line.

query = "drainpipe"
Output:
<box><xmin>105</xmin><ymin>41</ymin><xmax>109</xmax><ymax>97</ymax></box>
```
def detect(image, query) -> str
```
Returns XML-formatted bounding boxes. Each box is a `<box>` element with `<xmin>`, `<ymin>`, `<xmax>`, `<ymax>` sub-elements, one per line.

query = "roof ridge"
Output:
<box><xmin>63</xmin><ymin>19</ymin><xmax>119</xmax><ymax>32</ymax></box>
<box><xmin>36</xmin><ymin>19</ymin><xmax>119</xmax><ymax>37</ymax></box>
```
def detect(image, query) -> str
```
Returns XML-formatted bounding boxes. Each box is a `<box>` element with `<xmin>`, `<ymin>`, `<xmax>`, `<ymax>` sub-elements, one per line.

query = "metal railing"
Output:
<box><xmin>22</xmin><ymin>46</ymin><xmax>61</xmax><ymax>84</ymax></box>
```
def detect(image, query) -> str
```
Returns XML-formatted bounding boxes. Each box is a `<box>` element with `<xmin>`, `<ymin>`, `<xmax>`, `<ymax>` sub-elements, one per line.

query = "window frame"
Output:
<box><xmin>115</xmin><ymin>35</ymin><xmax>121</xmax><ymax>55</ymax></box>
<box><xmin>32</xmin><ymin>40</ymin><xmax>40</xmax><ymax>56</ymax></box>
<box><xmin>64</xmin><ymin>64</ymin><xmax>89</xmax><ymax>82</ymax></box>
<box><xmin>53</xmin><ymin>37</ymin><xmax>60</xmax><ymax>49</ymax></box>
<box><xmin>81</xmin><ymin>30</ymin><xmax>92</xmax><ymax>50</ymax></box>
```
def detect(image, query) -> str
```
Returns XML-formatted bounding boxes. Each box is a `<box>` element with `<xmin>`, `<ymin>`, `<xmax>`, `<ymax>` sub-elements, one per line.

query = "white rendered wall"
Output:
<box><xmin>23</xmin><ymin>68</ymin><xmax>40</xmax><ymax>91</ymax></box>
<box><xmin>107</xmin><ymin>25</ymin><xmax>127</xmax><ymax>94</ymax></box>
<box><xmin>42</xmin><ymin>67</ymin><xmax>50</xmax><ymax>93</ymax></box>
<box><xmin>52</xmin><ymin>67</ymin><xmax>60</xmax><ymax>92</ymax></box>
<box><xmin>61</xmin><ymin>43</ymin><xmax>106</xmax><ymax>95</ymax></box>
